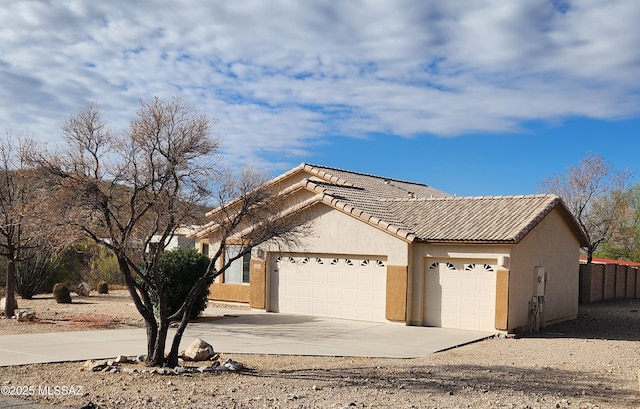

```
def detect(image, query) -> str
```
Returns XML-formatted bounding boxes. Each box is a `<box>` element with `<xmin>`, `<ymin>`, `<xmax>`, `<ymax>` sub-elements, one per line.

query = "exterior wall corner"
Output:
<box><xmin>495</xmin><ymin>268</ymin><xmax>509</xmax><ymax>331</ymax></box>
<box><xmin>386</xmin><ymin>265</ymin><xmax>408</xmax><ymax>322</ymax></box>
<box><xmin>249</xmin><ymin>258</ymin><xmax>266</xmax><ymax>309</ymax></box>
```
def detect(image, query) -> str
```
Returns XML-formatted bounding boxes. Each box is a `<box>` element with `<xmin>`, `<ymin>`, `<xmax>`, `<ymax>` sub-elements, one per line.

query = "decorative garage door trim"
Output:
<box><xmin>424</xmin><ymin>259</ymin><xmax>497</xmax><ymax>331</ymax></box>
<box><xmin>269</xmin><ymin>254</ymin><xmax>387</xmax><ymax>322</ymax></box>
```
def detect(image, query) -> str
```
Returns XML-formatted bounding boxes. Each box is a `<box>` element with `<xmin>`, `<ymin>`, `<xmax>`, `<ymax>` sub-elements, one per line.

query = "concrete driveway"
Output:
<box><xmin>186</xmin><ymin>308</ymin><xmax>495</xmax><ymax>358</ymax></box>
<box><xmin>0</xmin><ymin>308</ymin><xmax>494</xmax><ymax>366</ymax></box>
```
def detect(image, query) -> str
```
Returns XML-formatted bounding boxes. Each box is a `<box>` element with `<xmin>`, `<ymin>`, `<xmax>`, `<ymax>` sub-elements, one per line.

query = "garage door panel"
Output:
<box><xmin>326</xmin><ymin>287</ymin><xmax>341</xmax><ymax>300</ymax></box>
<box><xmin>298</xmin><ymin>301</ymin><xmax>311</xmax><ymax>314</ymax></box>
<box><xmin>442</xmin><ymin>277</ymin><xmax>460</xmax><ymax>290</ymax></box>
<box><xmin>442</xmin><ymin>293</ymin><xmax>460</xmax><ymax>307</ymax></box>
<box><xmin>461</xmin><ymin>297</ymin><xmax>478</xmax><ymax>310</ymax></box>
<box><xmin>299</xmin><ymin>286</ymin><xmax>312</xmax><ymax>298</ymax></box>
<box><xmin>424</xmin><ymin>260</ymin><xmax>496</xmax><ymax>331</ymax></box>
<box><xmin>311</xmin><ymin>302</ymin><xmax>326</xmax><ymax>316</ymax></box>
<box><xmin>342</xmin><ymin>272</ymin><xmax>356</xmax><ymax>285</ymax></box>
<box><xmin>313</xmin><ymin>270</ymin><xmax>327</xmax><ymax>283</ymax></box>
<box><xmin>270</xmin><ymin>255</ymin><xmax>387</xmax><ymax>322</ymax></box>
<box><xmin>480</xmin><ymin>280</ymin><xmax>495</xmax><ymax>293</ymax></box>
<box><xmin>461</xmin><ymin>279</ymin><xmax>479</xmax><ymax>292</ymax></box>
<box><xmin>312</xmin><ymin>286</ymin><xmax>326</xmax><ymax>299</ymax></box>
<box><xmin>326</xmin><ymin>304</ymin><xmax>341</xmax><ymax>317</ymax></box>
<box><xmin>357</xmin><ymin>272</ymin><xmax>373</xmax><ymax>286</ymax></box>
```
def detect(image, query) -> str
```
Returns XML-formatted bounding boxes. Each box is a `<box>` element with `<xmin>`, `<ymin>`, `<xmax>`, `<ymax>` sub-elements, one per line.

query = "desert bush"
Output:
<box><xmin>88</xmin><ymin>246</ymin><xmax>123</xmax><ymax>287</ymax></box>
<box><xmin>52</xmin><ymin>282</ymin><xmax>72</xmax><ymax>304</ymax></box>
<box><xmin>15</xmin><ymin>249</ymin><xmax>64</xmax><ymax>299</ymax></box>
<box><xmin>97</xmin><ymin>281</ymin><xmax>109</xmax><ymax>294</ymax></box>
<box><xmin>143</xmin><ymin>248</ymin><xmax>211</xmax><ymax>320</ymax></box>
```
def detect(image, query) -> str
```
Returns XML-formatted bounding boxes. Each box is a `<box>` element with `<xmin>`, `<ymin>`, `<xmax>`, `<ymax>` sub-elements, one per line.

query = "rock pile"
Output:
<box><xmin>81</xmin><ymin>339</ymin><xmax>245</xmax><ymax>376</ymax></box>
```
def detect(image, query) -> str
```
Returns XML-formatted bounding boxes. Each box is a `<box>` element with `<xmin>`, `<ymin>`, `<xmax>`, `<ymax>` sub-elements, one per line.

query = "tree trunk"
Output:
<box><xmin>145</xmin><ymin>320</ymin><xmax>158</xmax><ymax>360</ymax></box>
<box><xmin>150</xmin><ymin>322</ymin><xmax>170</xmax><ymax>366</ymax></box>
<box><xmin>167</xmin><ymin>312</ymin><xmax>191</xmax><ymax>368</ymax></box>
<box><xmin>4</xmin><ymin>259</ymin><xmax>16</xmax><ymax>317</ymax></box>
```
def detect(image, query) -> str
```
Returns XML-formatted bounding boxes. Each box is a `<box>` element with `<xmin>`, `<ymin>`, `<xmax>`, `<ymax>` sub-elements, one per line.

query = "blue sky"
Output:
<box><xmin>1</xmin><ymin>1</ymin><xmax>639</xmax><ymax>196</ymax></box>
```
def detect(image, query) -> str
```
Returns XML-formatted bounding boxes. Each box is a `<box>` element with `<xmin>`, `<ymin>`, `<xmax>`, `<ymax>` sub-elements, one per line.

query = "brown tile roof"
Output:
<box><xmin>297</xmin><ymin>164</ymin><xmax>588</xmax><ymax>245</ymax></box>
<box><xmin>302</xmin><ymin>164</ymin><xmax>450</xmax><ymax>200</ymax></box>
<box><xmin>195</xmin><ymin>163</ymin><xmax>588</xmax><ymax>246</ymax></box>
<box><xmin>385</xmin><ymin>195</ymin><xmax>587</xmax><ymax>244</ymax></box>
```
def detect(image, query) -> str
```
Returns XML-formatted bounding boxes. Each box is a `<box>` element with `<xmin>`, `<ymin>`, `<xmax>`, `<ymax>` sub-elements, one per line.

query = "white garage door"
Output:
<box><xmin>270</xmin><ymin>254</ymin><xmax>387</xmax><ymax>322</ymax></box>
<box><xmin>424</xmin><ymin>260</ymin><xmax>497</xmax><ymax>331</ymax></box>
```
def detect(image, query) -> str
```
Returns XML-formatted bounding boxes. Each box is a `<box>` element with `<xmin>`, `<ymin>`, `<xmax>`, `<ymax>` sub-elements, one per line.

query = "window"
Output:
<box><xmin>224</xmin><ymin>245</ymin><xmax>251</xmax><ymax>284</ymax></box>
<box><xmin>201</xmin><ymin>243</ymin><xmax>209</xmax><ymax>257</ymax></box>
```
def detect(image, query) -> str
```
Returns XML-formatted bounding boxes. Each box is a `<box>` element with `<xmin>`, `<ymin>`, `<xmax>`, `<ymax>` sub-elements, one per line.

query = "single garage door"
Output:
<box><xmin>424</xmin><ymin>260</ymin><xmax>497</xmax><ymax>331</ymax></box>
<box><xmin>270</xmin><ymin>254</ymin><xmax>387</xmax><ymax>321</ymax></box>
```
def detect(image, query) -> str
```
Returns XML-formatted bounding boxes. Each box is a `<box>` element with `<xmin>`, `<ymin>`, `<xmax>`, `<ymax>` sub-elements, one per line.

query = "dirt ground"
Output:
<box><xmin>0</xmin><ymin>290</ymin><xmax>639</xmax><ymax>408</ymax></box>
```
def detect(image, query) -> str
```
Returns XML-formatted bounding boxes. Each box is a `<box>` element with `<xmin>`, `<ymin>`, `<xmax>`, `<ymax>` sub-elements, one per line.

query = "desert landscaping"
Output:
<box><xmin>0</xmin><ymin>290</ymin><xmax>639</xmax><ymax>409</ymax></box>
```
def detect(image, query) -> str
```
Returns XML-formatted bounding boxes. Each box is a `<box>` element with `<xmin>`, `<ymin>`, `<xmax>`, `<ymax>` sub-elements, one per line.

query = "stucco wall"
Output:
<box><xmin>509</xmin><ymin>208</ymin><xmax>581</xmax><ymax>331</ymax></box>
<box><xmin>259</xmin><ymin>203</ymin><xmax>409</xmax><ymax>265</ymax></box>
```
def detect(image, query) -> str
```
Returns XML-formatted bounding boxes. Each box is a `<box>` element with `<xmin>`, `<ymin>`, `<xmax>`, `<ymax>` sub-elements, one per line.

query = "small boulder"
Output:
<box><xmin>82</xmin><ymin>359</ymin><xmax>110</xmax><ymax>372</ymax></box>
<box><xmin>77</xmin><ymin>282</ymin><xmax>91</xmax><ymax>296</ymax></box>
<box><xmin>223</xmin><ymin>358</ymin><xmax>244</xmax><ymax>372</ymax></box>
<box><xmin>15</xmin><ymin>310</ymin><xmax>35</xmax><ymax>322</ymax></box>
<box><xmin>183</xmin><ymin>338</ymin><xmax>214</xmax><ymax>361</ymax></box>
<box><xmin>114</xmin><ymin>355</ymin><xmax>131</xmax><ymax>364</ymax></box>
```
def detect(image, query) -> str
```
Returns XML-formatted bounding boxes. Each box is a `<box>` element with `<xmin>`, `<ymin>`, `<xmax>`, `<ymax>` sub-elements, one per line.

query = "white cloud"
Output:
<box><xmin>0</xmin><ymin>0</ymin><xmax>638</xmax><ymax>168</ymax></box>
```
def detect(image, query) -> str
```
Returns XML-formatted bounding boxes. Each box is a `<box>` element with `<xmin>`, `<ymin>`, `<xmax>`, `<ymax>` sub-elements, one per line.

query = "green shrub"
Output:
<box><xmin>52</xmin><ymin>282</ymin><xmax>72</xmax><ymax>304</ymax></box>
<box><xmin>15</xmin><ymin>249</ymin><xmax>61</xmax><ymax>299</ymax></box>
<box><xmin>97</xmin><ymin>281</ymin><xmax>109</xmax><ymax>294</ymax></box>
<box><xmin>143</xmin><ymin>248</ymin><xmax>211</xmax><ymax>320</ymax></box>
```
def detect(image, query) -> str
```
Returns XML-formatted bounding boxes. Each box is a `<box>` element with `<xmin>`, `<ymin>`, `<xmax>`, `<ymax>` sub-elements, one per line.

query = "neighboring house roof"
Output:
<box><xmin>194</xmin><ymin>163</ymin><xmax>589</xmax><ymax>247</ymax></box>
<box><xmin>579</xmin><ymin>257</ymin><xmax>640</xmax><ymax>267</ymax></box>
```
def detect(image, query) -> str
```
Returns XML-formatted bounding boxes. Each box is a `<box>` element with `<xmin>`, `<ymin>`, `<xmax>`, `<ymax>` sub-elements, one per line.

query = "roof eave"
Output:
<box><xmin>416</xmin><ymin>238</ymin><xmax>518</xmax><ymax>245</ymax></box>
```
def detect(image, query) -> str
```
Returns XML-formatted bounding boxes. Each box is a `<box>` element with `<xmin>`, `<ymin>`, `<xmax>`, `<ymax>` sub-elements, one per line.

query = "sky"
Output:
<box><xmin>1</xmin><ymin>0</ymin><xmax>639</xmax><ymax>196</ymax></box>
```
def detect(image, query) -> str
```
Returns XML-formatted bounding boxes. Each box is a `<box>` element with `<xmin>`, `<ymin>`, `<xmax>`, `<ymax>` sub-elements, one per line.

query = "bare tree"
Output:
<box><xmin>597</xmin><ymin>184</ymin><xmax>640</xmax><ymax>262</ymax></box>
<box><xmin>538</xmin><ymin>153</ymin><xmax>631</xmax><ymax>263</ymax></box>
<box><xmin>0</xmin><ymin>134</ymin><xmax>63</xmax><ymax>317</ymax></box>
<box><xmin>37</xmin><ymin>97</ymin><xmax>303</xmax><ymax>367</ymax></box>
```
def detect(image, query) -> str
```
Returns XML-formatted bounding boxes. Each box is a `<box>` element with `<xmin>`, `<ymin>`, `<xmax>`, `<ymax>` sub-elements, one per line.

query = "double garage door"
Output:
<box><xmin>424</xmin><ymin>260</ymin><xmax>497</xmax><ymax>331</ymax></box>
<box><xmin>269</xmin><ymin>254</ymin><xmax>497</xmax><ymax>331</ymax></box>
<box><xmin>270</xmin><ymin>254</ymin><xmax>387</xmax><ymax>322</ymax></box>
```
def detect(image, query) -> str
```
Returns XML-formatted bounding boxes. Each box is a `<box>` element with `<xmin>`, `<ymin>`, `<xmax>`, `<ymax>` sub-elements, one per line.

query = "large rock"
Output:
<box><xmin>183</xmin><ymin>338</ymin><xmax>214</xmax><ymax>361</ymax></box>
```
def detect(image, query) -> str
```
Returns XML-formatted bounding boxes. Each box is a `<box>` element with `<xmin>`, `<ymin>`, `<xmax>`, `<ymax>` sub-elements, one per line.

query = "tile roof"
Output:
<box><xmin>302</xmin><ymin>163</ymin><xmax>450</xmax><ymax>200</ymax></box>
<box><xmin>384</xmin><ymin>195</ymin><xmax>581</xmax><ymax>243</ymax></box>
<box><xmin>195</xmin><ymin>163</ymin><xmax>588</xmax><ymax>246</ymax></box>
<box><xmin>296</xmin><ymin>164</ymin><xmax>588</xmax><ymax>245</ymax></box>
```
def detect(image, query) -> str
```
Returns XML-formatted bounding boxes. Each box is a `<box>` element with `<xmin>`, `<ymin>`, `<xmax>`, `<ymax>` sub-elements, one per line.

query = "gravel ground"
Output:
<box><xmin>0</xmin><ymin>291</ymin><xmax>639</xmax><ymax>408</ymax></box>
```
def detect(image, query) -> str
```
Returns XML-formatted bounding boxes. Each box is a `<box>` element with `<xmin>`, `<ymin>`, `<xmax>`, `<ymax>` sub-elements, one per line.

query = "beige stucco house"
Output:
<box><xmin>191</xmin><ymin>163</ymin><xmax>588</xmax><ymax>333</ymax></box>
